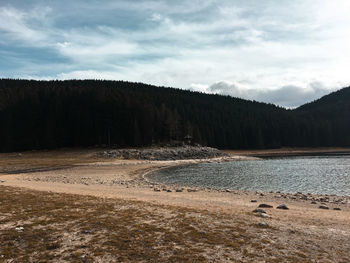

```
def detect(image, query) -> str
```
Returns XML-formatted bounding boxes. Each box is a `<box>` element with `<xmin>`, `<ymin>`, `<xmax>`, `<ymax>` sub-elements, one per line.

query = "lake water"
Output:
<box><xmin>147</xmin><ymin>155</ymin><xmax>350</xmax><ymax>196</ymax></box>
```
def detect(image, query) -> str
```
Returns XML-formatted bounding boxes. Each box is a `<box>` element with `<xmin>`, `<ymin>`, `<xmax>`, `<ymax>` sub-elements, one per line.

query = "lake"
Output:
<box><xmin>147</xmin><ymin>155</ymin><xmax>350</xmax><ymax>196</ymax></box>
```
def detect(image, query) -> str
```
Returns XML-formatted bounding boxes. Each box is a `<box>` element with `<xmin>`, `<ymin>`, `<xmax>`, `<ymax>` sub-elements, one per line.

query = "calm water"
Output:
<box><xmin>148</xmin><ymin>155</ymin><xmax>350</xmax><ymax>196</ymax></box>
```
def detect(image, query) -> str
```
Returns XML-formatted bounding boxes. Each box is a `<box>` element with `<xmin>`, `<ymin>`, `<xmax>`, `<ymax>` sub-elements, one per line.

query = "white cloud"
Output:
<box><xmin>189</xmin><ymin>81</ymin><xmax>338</xmax><ymax>108</ymax></box>
<box><xmin>0</xmin><ymin>6</ymin><xmax>53</xmax><ymax>44</ymax></box>
<box><xmin>2</xmin><ymin>1</ymin><xmax>350</xmax><ymax>107</ymax></box>
<box><xmin>56</xmin><ymin>40</ymin><xmax>138</xmax><ymax>63</ymax></box>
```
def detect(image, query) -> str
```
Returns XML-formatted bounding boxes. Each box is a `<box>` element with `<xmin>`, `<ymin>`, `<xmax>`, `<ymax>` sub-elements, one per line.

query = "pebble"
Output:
<box><xmin>253</xmin><ymin>208</ymin><xmax>267</xmax><ymax>214</ymax></box>
<box><xmin>333</xmin><ymin>207</ymin><xmax>341</xmax><ymax>211</ymax></box>
<box><xmin>0</xmin><ymin>180</ymin><xmax>5</xmax><ymax>183</ymax></box>
<box><xmin>251</xmin><ymin>200</ymin><xmax>257</xmax><ymax>203</ymax></box>
<box><xmin>166</xmin><ymin>189</ymin><xmax>172</xmax><ymax>192</ymax></box>
<box><xmin>276</xmin><ymin>204</ymin><xmax>289</xmax><ymax>210</ymax></box>
<box><xmin>15</xmin><ymin>226</ymin><xmax>24</xmax><ymax>232</ymax></box>
<box><xmin>258</xmin><ymin>222</ymin><xmax>269</xmax><ymax>228</ymax></box>
<box><xmin>175</xmin><ymin>189</ymin><xmax>183</xmax><ymax>192</ymax></box>
<box><xmin>153</xmin><ymin>188</ymin><xmax>161</xmax><ymax>192</ymax></box>
<box><xmin>311</xmin><ymin>201</ymin><xmax>317</xmax><ymax>204</ymax></box>
<box><xmin>258</xmin><ymin>204</ymin><xmax>273</xmax><ymax>208</ymax></box>
<box><xmin>319</xmin><ymin>205</ymin><xmax>329</xmax><ymax>210</ymax></box>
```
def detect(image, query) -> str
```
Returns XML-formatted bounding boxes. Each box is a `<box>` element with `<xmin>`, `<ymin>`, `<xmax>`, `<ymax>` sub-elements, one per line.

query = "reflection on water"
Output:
<box><xmin>148</xmin><ymin>156</ymin><xmax>350</xmax><ymax>196</ymax></box>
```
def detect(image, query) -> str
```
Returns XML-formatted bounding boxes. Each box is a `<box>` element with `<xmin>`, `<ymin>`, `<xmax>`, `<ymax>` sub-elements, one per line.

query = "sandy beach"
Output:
<box><xmin>1</xmin><ymin>148</ymin><xmax>350</xmax><ymax>262</ymax></box>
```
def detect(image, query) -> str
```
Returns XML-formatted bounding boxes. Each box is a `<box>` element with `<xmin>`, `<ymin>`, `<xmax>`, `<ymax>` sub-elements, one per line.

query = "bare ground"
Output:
<box><xmin>0</xmin><ymin>148</ymin><xmax>350</xmax><ymax>262</ymax></box>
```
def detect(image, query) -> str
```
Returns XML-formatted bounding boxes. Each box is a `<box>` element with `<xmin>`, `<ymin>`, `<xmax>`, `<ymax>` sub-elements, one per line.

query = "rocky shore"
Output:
<box><xmin>97</xmin><ymin>146</ymin><xmax>227</xmax><ymax>160</ymax></box>
<box><xmin>18</xmin><ymin>161</ymin><xmax>350</xmax><ymax>210</ymax></box>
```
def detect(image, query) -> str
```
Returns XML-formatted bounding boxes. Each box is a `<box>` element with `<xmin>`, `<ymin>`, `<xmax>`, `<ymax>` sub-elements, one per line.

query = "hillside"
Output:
<box><xmin>294</xmin><ymin>87</ymin><xmax>350</xmax><ymax>147</ymax></box>
<box><xmin>0</xmin><ymin>79</ymin><xmax>349</xmax><ymax>152</ymax></box>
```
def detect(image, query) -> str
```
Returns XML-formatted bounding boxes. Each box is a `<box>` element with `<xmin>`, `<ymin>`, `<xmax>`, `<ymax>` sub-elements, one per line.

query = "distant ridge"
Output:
<box><xmin>0</xmin><ymin>79</ymin><xmax>349</xmax><ymax>152</ymax></box>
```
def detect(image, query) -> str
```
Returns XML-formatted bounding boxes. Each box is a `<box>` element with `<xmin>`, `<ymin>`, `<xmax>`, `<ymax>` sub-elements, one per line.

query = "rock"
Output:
<box><xmin>15</xmin><ymin>226</ymin><xmax>24</xmax><ymax>232</ymax></box>
<box><xmin>153</xmin><ymin>188</ymin><xmax>161</xmax><ymax>192</ymax></box>
<box><xmin>175</xmin><ymin>189</ymin><xmax>183</xmax><ymax>192</ymax></box>
<box><xmin>253</xmin><ymin>208</ymin><xmax>267</xmax><ymax>214</ymax></box>
<box><xmin>333</xmin><ymin>207</ymin><xmax>341</xmax><ymax>211</ymax></box>
<box><xmin>276</xmin><ymin>204</ymin><xmax>289</xmax><ymax>210</ymax></box>
<box><xmin>251</xmin><ymin>200</ymin><xmax>257</xmax><ymax>203</ymax></box>
<box><xmin>300</xmin><ymin>195</ymin><xmax>308</xmax><ymax>200</ymax></box>
<box><xmin>187</xmin><ymin>189</ymin><xmax>197</xmax><ymax>192</ymax></box>
<box><xmin>258</xmin><ymin>222</ymin><xmax>269</xmax><ymax>228</ymax></box>
<box><xmin>319</xmin><ymin>205</ymin><xmax>329</xmax><ymax>210</ymax></box>
<box><xmin>166</xmin><ymin>189</ymin><xmax>172</xmax><ymax>192</ymax></box>
<box><xmin>0</xmin><ymin>180</ymin><xmax>5</xmax><ymax>183</ymax></box>
<box><xmin>257</xmin><ymin>213</ymin><xmax>269</xmax><ymax>218</ymax></box>
<box><xmin>311</xmin><ymin>201</ymin><xmax>317</xmax><ymax>204</ymax></box>
<box><xmin>98</xmin><ymin>146</ymin><xmax>227</xmax><ymax>160</ymax></box>
<box><xmin>258</xmin><ymin>204</ymin><xmax>273</xmax><ymax>208</ymax></box>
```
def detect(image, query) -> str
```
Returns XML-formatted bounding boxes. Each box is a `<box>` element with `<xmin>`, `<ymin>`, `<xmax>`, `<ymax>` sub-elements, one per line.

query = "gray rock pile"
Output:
<box><xmin>98</xmin><ymin>146</ymin><xmax>226</xmax><ymax>160</ymax></box>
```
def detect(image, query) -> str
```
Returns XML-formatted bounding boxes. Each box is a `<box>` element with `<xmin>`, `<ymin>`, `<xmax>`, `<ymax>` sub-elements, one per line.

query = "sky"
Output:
<box><xmin>1</xmin><ymin>0</ymin><xmax>350</xmax><ymax>107</ymax></box>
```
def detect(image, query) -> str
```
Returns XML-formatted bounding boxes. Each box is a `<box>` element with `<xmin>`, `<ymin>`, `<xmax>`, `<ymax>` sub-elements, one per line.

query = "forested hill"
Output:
<box><xmin>0</xmin><ymin>79</ymin><xmax>349</xmax><ymax>152</ymax></box>
<box><xmin>294</xmin><ymin>87</ymin><xmax>350</xmax><ymax>147</ymax></box>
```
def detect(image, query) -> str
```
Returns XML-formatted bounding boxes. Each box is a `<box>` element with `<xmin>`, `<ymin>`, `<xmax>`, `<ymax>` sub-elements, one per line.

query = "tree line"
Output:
<box><xmin>0</xmin><ymin>79</ymin><xmax>349</xmax><ymax>152</ymax></box>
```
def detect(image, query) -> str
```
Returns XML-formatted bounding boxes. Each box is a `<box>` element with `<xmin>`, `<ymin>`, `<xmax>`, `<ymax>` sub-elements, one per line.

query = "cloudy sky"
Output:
<box><xmin>1</xmin><ymin>0</ymin><xmax>350</xmax><ymax>107</ymax></box>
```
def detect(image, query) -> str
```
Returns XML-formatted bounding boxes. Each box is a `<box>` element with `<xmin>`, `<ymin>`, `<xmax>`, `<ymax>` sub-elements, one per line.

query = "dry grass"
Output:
<box><xmin>1</xmin><ymin>186</ymin><xmax>349</xmax><ymax>262</ymax></box>
<box><xmin>0</xmin><ymin>149</ymin><xmax>101</xmax><ymax>174</ymax></box>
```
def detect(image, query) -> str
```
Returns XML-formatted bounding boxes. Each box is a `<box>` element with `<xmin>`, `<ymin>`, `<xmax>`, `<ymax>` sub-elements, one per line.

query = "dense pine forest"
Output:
<box><xmin>0</xmin><ymin>79</ymin><xmax>349</xmax><ymax>152</ymax></box>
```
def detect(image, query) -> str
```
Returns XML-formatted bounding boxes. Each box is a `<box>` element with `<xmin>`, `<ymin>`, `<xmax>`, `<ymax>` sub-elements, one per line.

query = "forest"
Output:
<box><xmin>0</xmin><ymin>79</ymin><xmax>349</xmax><ymax>152</ymax></box>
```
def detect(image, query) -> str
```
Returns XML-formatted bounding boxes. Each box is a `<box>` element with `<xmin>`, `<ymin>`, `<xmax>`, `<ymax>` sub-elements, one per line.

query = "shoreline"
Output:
<box><xmin>223</xmin><ymin>147</ymin><xmax>350</xmax><ymax>157</ymax></box>
<box><xmin>1</xmin><ymin>147</ymin><xmax>350</xmax><ymax>201</ymax></box>
<box><xmin>0</xmin><ymin>147</ymin><xmax>349</xmax><ymax>210</ymax></box>
<box><xmin>139</xmin><ymin>153</ymin><xmax>350</xmax><ymax>201</ymax></box>
<box><xmin>1</xmin><ymin>148</ymin><xmax>350</xmax><ymax>261</ymax></box>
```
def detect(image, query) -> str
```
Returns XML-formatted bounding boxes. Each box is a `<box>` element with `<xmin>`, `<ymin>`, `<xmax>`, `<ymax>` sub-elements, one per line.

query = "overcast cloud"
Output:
<box><xmin>1</xmin><ymin>0</ymin><xmax>350</xmax><ymax>107</ymax></box>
